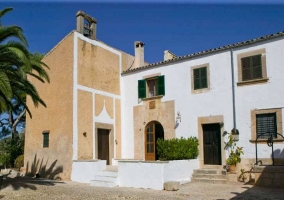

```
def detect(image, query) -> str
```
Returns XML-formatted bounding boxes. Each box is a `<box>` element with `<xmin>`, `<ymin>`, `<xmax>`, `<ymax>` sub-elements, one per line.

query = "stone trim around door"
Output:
<box><xmin>198</xmin><ymin>115</ymin><xmax>225</xmax><ymax>169</ymax></box>
<box><xmin>95</xmin><ymin>122</ymin><xmax>114</xmax><ymax>165</ymax></box>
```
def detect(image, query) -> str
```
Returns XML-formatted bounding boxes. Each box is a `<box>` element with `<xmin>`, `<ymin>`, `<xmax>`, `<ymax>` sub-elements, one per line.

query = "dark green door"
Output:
<box><xmin>203</xmin><ymin>124</ymin><xmax>221</xmax><ymax>165</ymax></box>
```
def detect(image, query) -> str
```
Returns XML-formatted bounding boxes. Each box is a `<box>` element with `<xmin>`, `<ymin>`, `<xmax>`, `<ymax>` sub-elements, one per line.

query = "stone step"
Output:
<box><xmin>192</xmin><ymin>174</ymin><xmax>226</xmax><ymax>180</ymax></box>
<box><xmin>193</xmin><ymin>169</ymin><xmax>226</xmax><ymax>175</ymax></box>
<box><xmin>191</xmin><ymin>178</ymin><xmax>227</xmax><ymax>184</ymax></box>
<box><xmin>93</xmin><ymin>175</ymin><xmax>117</xmax><ymax>183</ymax></box>
<box><xmin>90</xmin><ymin>180</ymin><xmax>117</xmax><ymax>187</ymax></box>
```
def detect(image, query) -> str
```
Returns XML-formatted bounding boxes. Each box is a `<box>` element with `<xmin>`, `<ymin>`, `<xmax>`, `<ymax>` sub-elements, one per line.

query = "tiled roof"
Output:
<box><xmin>122</xmin><ymin>30</ymin><xmax>284</xmax><ymax>74</ymax></box>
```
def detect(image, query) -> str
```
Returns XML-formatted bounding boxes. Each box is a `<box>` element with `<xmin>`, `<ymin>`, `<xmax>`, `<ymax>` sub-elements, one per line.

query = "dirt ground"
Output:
<box><xmin>0</xmin><ymin>176</ymin><xmax>284</xmax><ymax>200</ymax></box>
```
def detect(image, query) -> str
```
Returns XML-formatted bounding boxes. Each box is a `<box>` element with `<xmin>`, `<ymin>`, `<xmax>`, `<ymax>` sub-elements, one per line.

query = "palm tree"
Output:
<box><xmin>0</xmin><ymin>8</ymin><xmax>50</xmax><ymax>139</ymax></box>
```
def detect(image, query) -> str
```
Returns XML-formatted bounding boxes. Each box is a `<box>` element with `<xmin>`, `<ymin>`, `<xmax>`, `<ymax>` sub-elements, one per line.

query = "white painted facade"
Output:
<box><xmin>120</xmin><ymin>37</ymin><xmax>284</xmax><ymax>163</ymax></box>
<box><xmin>118</xmin><ymin>159</ymin><xmax>199</xmax><ymax>190</ymax></box>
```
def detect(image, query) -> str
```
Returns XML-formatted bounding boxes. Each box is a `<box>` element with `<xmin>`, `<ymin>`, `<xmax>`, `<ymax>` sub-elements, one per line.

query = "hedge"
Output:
<box><xmin>156</xmin><ymin>137</ymin><xmax>199</xmax><ymax>161</ymax></box>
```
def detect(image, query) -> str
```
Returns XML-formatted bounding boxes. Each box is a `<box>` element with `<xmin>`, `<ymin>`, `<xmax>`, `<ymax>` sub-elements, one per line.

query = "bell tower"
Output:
<box><xmin>76</xmin><ymin>11</ymin><xmax>97</xmax><ymax>40</ymax></box>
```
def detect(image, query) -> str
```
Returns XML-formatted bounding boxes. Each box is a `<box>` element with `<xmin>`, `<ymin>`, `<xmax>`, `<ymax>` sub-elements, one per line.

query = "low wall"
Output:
<box><xmin>118</xmin><ymin>159</ymin><xmax>199</xmax><ymax>190</ymax></box>
<box><xmin>71</xmin><ymin>160</ymin><xmax>106</xmax><ymax>183</ymax></box>
<box><xmin>254</xmin><ymin>165</ymin><xmax>284</xmax><ymax>187</ymax></box>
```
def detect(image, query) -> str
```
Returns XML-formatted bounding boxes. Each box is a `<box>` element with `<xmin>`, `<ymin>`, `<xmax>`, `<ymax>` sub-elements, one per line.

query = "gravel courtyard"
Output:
<box><xmin>0</xmin><ymin>176</ymin><xmax>284</xmax><ymax>200</ymax></box>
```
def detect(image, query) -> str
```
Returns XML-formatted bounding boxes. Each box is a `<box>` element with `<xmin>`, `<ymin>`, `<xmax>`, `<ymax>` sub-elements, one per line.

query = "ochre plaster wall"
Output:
<box><xmin>24</xmin><ymin>32</ymin><xmax>74</xmax><ymax>180</ymax></box>
<box><xmin>94</xmin><ymin>94</ymin><xmax>113</xmax><ymax>118</ymax></box>
<box><xmin>77</xmin><ymin>90</ymin><xmax>93</xmax><ymax>159</ymax></box>
<box><xmin>133</xmin><ymin>99</ymin><xmax>175</xmax><ymax>160</ymax></box>
<box><xmin>77</xmin><ymin>39</ymin><xmax>120</xmax><ymax>95</ymax></box>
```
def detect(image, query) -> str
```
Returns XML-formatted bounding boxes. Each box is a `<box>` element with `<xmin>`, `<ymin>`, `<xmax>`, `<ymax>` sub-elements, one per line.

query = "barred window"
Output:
<box><xmin>256</xmin><ymin>113</ymin><xmax>277</xmax><ymax>139</ymax></box>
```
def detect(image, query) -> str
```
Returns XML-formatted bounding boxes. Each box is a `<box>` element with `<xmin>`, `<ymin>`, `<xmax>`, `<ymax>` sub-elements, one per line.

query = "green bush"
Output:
<box><xmin>14</xmin><ymin>154</ymin><xmax>24</xmax><ymax>170</ymax></box>
<box><xmin>156</xmin><ymin>137</ymin><xmax>199</xmax><ymax>161</ymax></box>
<box><xmin>0</xmin><ymin>153</ymin><xmax>11</xmax><ymax>168</ymax></box>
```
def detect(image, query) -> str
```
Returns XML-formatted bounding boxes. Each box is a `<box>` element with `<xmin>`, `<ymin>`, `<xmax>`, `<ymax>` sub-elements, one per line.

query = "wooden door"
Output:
<box><xmin>98</xmin><ymin>129</ymin><xmax>110</xmax><ymax>165</ymax></box>
<box><xmin>203</xmin><ymin>124</ymin><xmax>221</xmax><ymax>165</ymax></box>
<box><xmin>145</xmin><ymin>123</ymin><xmax>155</xmax><ymax>161</ymax></box>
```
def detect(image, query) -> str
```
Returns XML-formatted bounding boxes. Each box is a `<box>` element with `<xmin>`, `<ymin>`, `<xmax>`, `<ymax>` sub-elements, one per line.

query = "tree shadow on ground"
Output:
<box><xmin>1</xmin><ymin>176</ymin><xmax>64</xmax><ymax>191</ymax></box>
<box><xmin>25</xmin><ymin>154</ymin><xmax>63</xmax><ymax>180</ymax></box>
<box><xmin>0</xmin><ymin>154</ymin><xmax>65</xmax><ymax>191</ymax></box>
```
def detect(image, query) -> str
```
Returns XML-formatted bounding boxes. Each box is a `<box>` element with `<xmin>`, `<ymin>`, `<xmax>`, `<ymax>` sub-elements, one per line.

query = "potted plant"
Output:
<box><xmin>225</xmin><ymin>132</ymin><xmax>244</xmax><ymax>173</ymax></box>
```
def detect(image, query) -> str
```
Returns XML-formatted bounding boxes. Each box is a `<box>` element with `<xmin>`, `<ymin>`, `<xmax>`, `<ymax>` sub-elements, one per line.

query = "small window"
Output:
<box><xmin>241</xmin><ymin>55</ymin><xmax>262</xmax><ymax>81</ymax></box>
<box><xmin>138</xmin><ymin>75</ymin><xmax>165</xmax><ymax>99</ymax></box>
<box><xmin>256</xmin><ymin>113</ymin><xmax>277</xmax><ymax>139</ymax></box>
<box><xmin>43</xmin><ymin>131</ymin><xmax>49</xmax><ymax>148</ymax></box>
<box><xmin>193</xmin><ymin>67</ymin><xmax>208</xmax><ymax>90</ymax></box>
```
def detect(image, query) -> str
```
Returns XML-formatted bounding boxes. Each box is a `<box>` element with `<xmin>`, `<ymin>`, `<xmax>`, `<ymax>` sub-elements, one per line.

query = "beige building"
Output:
<box><xmin>24</xmin><ymin>11</ymin><xmax>141</xmax><ymax>180</ymax></box>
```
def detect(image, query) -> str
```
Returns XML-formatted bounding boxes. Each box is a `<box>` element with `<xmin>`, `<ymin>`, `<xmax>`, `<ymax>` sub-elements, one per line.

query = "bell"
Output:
<box><xmin>83</xmin><ymin>27</ymin><xmax>90</xmax><ymax>37</ymax></box>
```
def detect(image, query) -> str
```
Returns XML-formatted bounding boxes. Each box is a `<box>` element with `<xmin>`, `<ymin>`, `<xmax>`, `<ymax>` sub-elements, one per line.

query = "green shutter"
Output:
<box><xmin>138</xmin><ymin>79</ymin><xmax>146</xmax><ymax>98</ymax></box>
<box><xmin>194</xmin><ymin>67</ymin><xmax>207</xmax><ymax>90</ymax></box>
<box><xmin>43</xmin><ymin>132</ymin><xmax>49</xmax><ymax>148</ymax></box>
<box><xmin>157</xmin><ymin>75</ymin><xmax>165</xmax><ymax>96</ymax></box>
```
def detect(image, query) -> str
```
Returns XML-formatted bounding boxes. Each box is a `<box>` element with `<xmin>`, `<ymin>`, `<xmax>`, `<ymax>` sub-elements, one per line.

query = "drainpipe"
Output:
<box><xmin>230</xmin><ymin>49</ymin><xmax>237</xmax><ymax>135</ymax></box>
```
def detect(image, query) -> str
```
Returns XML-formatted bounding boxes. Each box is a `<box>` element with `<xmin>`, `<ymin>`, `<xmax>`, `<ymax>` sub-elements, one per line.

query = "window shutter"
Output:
<box><xmin>252</xmin><ymin>55</ymin><xmax>262</xmax><ymax>79</ymax></box>
<box><xmin>157</xmin><ymin>75</ymin><xmax>165</xmax><ymax>96</ymax></box>
<box><xmin>241</xmin><ymin>57</ymin><xmax>251</xmax><ymax>81</ymax></box>
<box><xmin>193</xmin><ymin>68</ymin><xmax>200</xmax><ymax>90</ymax></box>
<box><xmin>43</xmin><ymin>132</ymin><xmax>49</xmax><ymax>147</ymax></box>
<box><xmin>194</xmin><ymin>67</ymin><xmax>207</xmax><ymax>90</ymax></box>
<box><xmin>242</xmin><ymin>55</ymin><xmax>262</xmax><ymax>81</ymax></box>
<box><xmin>138</xmin><ymin>79</ymin><xmax>146</xmax><ymax>98</ymax></box>
<box><xmin>200</xmin><ymin>67</ymin><xmax>208</xmax><ymax>88</ymax></box>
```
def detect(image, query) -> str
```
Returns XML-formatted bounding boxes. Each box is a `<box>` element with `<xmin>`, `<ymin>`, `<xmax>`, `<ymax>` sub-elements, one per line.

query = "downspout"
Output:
<box><xmin>230</xmin><ymin>48</ymin><xmax>237</xmax><ymax>135</ymax></box>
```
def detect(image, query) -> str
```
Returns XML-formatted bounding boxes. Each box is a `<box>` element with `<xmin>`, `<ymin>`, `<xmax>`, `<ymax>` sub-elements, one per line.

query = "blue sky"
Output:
<box><xmin>1</xmin><ymin>1</ymin><xmax>284</xmax><ymax>63</ymax></box>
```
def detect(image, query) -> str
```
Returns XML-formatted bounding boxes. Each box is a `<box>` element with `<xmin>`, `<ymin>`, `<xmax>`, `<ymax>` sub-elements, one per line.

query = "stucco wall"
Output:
<box><xmin>77</xmin><ymin>38</ymin><xmax>120</xmax><ymax>95</ymax></box>
<box><xmin>77</xmin><ymin>90</ymin><xmax>93</xmax><ymax>159</ymax></box>
<box><xmin>121</xmin><ymin>37</ymin><xmax>284</xmax><ymax>168</ymax></box>
<box><xmin>25</xmin><ymin>32</ymin><xmax>74</xmax><ymax>180</ymax></box>
<box><xmin>71</xmin><ymin>160</ymin><xmax>106</xmax><ymax>183</ymax></box>
<box><xmin>118</xmin><ymin>159</ymin><xmax>199</xmax><ymax>190</ymax></box>
<box><xmin>73</xmin><ymin>33</ymin><xmax>124</xmax><ymax>164</ymax></box>
<box><xmin>133</xmin><ymin>99</ymin><xmax>175</xmax><ymax>159</ymax></box>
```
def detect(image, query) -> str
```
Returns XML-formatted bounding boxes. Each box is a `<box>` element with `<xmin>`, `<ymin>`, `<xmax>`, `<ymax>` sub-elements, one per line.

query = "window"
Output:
<box><xmin>43</xmin><ymin>131</ymin><xmax>49</xmax><ymax>148</ymax></box>
<box><xmin>250</xmin><ymin>108</ymin><xmax>282</xmax><ymax>141</ymax></box>
<box><xmin>241</xmin><ymin>55</ymin><xmax>262</xmax><ymax>81</ymax></box>
<box><xmin>193</xmin><ymin>67</ymin><xmax>208</xmax><ymax>90</ymax></box>
<box><xmin>256</xmin><ymin>113</ymin><xmax>277</xmax><ymax>139</ymax></box>
<box><xmin>191</xmin><ymin>63</ymin><xmax>210</xmax><ymax>94</ymax></box>
<box><xmin>237</xmin><ymin>49</ymin><xmax>268</xmax><ymax>85</ymax></box>
<box><xmin>138</xmin><ymin>75</ymin><xmax>165</xmax><ymax>99</ymax></box>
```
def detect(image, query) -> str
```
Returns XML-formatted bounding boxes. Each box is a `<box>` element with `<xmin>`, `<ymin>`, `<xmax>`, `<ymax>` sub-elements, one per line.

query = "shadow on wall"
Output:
<box><xmin>231</xmin><ymin>165</ymin><xmax>284</xmax><ymax>199</ymax></box>
<box><xmin>25</xmin><ymin>154</ymin><xmax>63</xmax><ymax>180</ymax></box>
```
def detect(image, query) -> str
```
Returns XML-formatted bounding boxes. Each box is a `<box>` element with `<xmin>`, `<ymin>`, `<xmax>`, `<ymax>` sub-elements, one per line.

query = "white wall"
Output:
<box><xmin>121</xmin><ymin>37</ymin><xmax>284</xmax><ymax>161</ymax></box>
<box><xmin>118</xmin><ymin>159</ymin><xmax>199</xmax><ymax>190</ymax></box>
<box><xmin>71</xmin><ymin>160</ymin><xmax>106</xmax><ymax>183</ymax></box>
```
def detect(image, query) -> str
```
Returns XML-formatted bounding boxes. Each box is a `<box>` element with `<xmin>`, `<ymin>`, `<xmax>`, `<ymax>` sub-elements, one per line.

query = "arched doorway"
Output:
<box><xmin>145</xmin><ymin>121</ymin><xmax>164</xmax><ymax>161</ymax></box>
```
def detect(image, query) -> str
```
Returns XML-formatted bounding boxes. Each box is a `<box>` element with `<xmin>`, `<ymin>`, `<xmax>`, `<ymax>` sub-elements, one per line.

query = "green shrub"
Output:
<box><xmin>14</xmin><ymin>154</ymin><xmax>24</xmax><ymax>170</ymax></box>
<box><xmin>156</xmin><ymin>137</ymin><xmax>199</xmax><ymax>161</ymax></box>
<box><xmin>0</xmin><ymin>153</ymin><xmax>11</xmax><ymax>168</ymax></box>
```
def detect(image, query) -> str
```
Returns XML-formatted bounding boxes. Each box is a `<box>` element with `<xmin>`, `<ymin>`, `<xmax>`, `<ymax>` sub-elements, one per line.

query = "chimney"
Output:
<box><xmin>134</xmin><ymin>41</ymin><xmax>145</xmax><ymax>68</ymax></box>
<box><xmin>164</xmin><ymin>50</ymin><xmax>177</xmax><ymax>61</ymax></box>
<box><xmin>76</xmin><ymin>11</ymin><xmax>97</xmax><ymax>40</ymax></box>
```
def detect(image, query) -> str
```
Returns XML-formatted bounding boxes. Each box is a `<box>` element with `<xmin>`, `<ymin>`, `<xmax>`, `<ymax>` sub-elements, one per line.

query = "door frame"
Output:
<box><xmin>198</xmin><ymin>115</ymin><xmax>226</xmax><ymax>169</ymax></box>
<box><xmin>95</xmin><ymin>122</ymin><xmax>114</xmax><ymax>165</ymax></box>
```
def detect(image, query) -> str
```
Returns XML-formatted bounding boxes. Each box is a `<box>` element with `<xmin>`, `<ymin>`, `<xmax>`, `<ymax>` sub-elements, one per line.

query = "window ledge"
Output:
<box><xmin>249</xmin><ymin>139</ymin><xmax>284</xmax><ymax>143</ymax></box>
<box><xmin>142</xmin><ymin>95</ymin><xmax>163</xmax><ymax>101</ymax></box>
<box><xmin>237</xmin><ymin>78</ymin><xmax>269</xmax><ymax>86</ymax></box>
